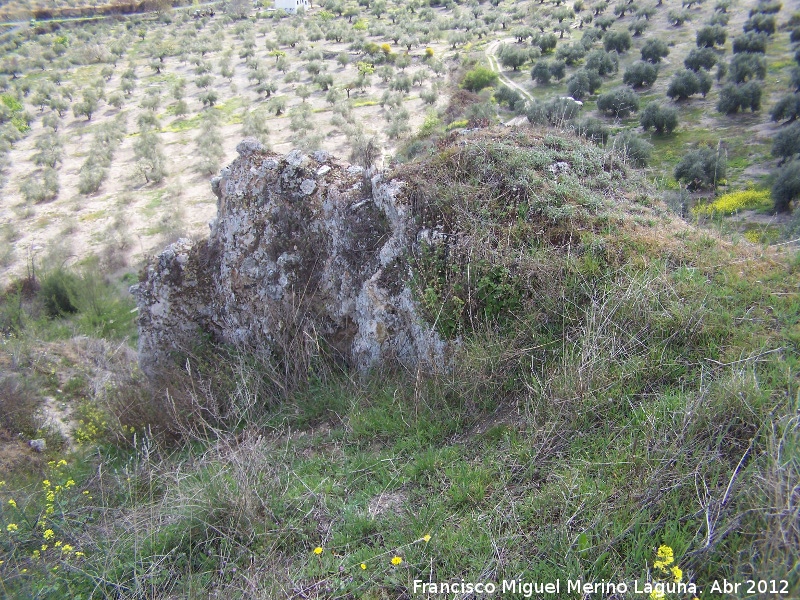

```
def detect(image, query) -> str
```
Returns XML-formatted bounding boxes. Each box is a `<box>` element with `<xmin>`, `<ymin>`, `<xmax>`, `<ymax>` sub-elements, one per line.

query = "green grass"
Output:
<box><xmin>1</xmin><ymin>130</ymin><xmax>797</xmax><ymax>598</ymax></box>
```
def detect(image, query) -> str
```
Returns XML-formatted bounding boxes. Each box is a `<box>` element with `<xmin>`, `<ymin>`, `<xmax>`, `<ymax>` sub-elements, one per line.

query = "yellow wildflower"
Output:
<box><xmin>0</xmin><ymin>480</ymin><xmax>5</xmax><ymax>487</ymax></box>
<box><xmin>422</xmin><ymin>534</ymin><xmax>431</xmax><ymax>543</ymax></box>
<box><xmin>360</xmin><ymin>563</ymin><xmax>367</xmax><ymax>570</ymax></box>
<box><xmin>61</xmin><ymin>544</ymin><xmax>74</xmax><ymax>554</ymax></box>
<box><xmin>65</xmin><ymin>480</ymin><xmax>75</xmax><ymax>489</ymax></box>
<box><xmin>57</xmin><ymin>460</ymin><xmax>67</xmax><ymax>467</ymax></box>
<box><xmin>42</xmin><ymin>480</ymin><xmax>51</xmax><ymax>488</ymax></box>
<box><xmin>43</xmin><ymin>529</ymin><xmax>55</xmax><ymax>540</ymax></box>
<box><xmin>391</xmin><ymin>556</ymin><xmax>403</xmax><ymax>565</ymax></box>
<box><xmin>46</xmin><ymin>491</ymin><xmax>55</xmax><ymax>502</ymax></box>
<box><xmin>75</xmin><ymin>552</ymin><xmax>85</xmax><ymax>558</ymax></box>
<box><xmin>7</xmin><ymin>499</ymin><xmax>16</xmax><ymax>508</ymax></box>
<box><xmin>41</xmin><ymin>544</ymin><xmax>48</xmax><ymax>552</ymax></box>
<box><xmin>649</xmin><ymin>591</ymin><xmax>665</xmax><ymax>600</ymax></box>
<box><xmin>32</xmin><ymin>550</ymin><xmax>40</xmax><ymax>559</ymax></box>
<box><xmin>6</xmin><ymin>523</ymin><xmax>18</xmax><ymax>532</ymax></box>
<box><xmin>21</xmin><ymin>568</ymin><xmax>27</xmax><ymax>573</ymax></box>
<box><xmin>55</xmin><ymin>541</ymin><xmax>62</xmax><ymax>547</ymax></box>
<box><xmin>671</xmin><ymin>565</ymin><xmax>683</xmax><ymax>583</ymax></box>
<box><xmin>313</xmin><ymin>546</ymin><xmax>323</xmax><ymax>555</ymax></box>
<box><xmin>653</xmin><ymin>545</ymin><xmax>674</xmax><ymax>571</ymax></box>
<box><xmin>82</xmin><ymin>490</ymin><xmax>90</xmax><ymax>495</ymax></box>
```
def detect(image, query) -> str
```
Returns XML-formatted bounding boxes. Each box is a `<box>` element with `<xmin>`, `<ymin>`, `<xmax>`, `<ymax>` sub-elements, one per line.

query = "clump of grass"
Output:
<box><xmin>1</xmin><ymin>129</ymin><xmax>799</xmax><ymax>598</ymax></box>
<box><xmin>0</xmin><ymin>375</ymin><xmax>41</xmax><ymax>437</ymax></box>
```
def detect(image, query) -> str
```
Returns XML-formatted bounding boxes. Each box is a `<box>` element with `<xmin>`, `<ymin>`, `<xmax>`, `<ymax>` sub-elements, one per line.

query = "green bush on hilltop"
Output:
<box><xmin>462</xmin><ymin>66</ymin><xmax>498</xmax><ymax>92</ymax></box>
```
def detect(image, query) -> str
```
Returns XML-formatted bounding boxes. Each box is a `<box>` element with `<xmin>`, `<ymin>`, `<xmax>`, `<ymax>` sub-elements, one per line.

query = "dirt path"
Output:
<box><xmin>485</xmin><ymin>39</ymin><xmax>534</xmax><ymax>103</ymax></box>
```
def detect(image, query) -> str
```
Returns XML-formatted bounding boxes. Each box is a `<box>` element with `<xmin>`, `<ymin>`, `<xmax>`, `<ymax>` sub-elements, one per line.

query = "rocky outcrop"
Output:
<box><xmin>133</xmin><ymin>140</ymin><xmax>448</xmax><ymax>376</ymax></box>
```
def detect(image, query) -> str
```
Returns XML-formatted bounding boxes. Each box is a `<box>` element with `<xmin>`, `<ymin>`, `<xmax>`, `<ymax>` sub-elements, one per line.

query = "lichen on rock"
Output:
<box><xmin>133</xmin><ymin>139</ymin><xmax>448</xmax><ymax>376</ymax></box>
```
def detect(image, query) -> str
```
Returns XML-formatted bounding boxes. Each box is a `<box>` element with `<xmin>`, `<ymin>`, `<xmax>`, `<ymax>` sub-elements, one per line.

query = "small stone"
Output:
<box><xmin>29</xmin><ymin>439</ymin><xmax>46</xmax><ymax>452</ymax></box>
<box><xmin>299</xmin><ymin>179</ymin><xmax>317</xmax><ymax>195</ymax></box>
<box><xmin>347</xmin><ymin>165</ymin><xmax>364</xmax><ymax>176</ymax></box>
<box><xmin>312</xmin><ymin>150</ymin><xmax>330</xmax><ymax>163</ymax></box>
<box><xmin>316</xmin><ymin>165</ymin><xmax>331</xmax><ymax>177</ymax></box>
<box><xmin>285</xmin><ymin>150</ymin><xmax>308</xmax><ymax>168</ymax></box>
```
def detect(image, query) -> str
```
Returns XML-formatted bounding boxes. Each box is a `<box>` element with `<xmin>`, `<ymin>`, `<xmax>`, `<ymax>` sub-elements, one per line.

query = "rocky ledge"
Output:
<box><xmin>133</xmin><ymin>140</ymin><xmax>448</xmax><ymax>376</ymax></box>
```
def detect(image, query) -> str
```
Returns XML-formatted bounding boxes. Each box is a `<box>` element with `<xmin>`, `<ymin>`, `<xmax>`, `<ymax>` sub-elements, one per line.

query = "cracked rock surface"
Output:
<box><xmin>133</xmin><ymin>140</ymin><xmax>448</xmax><ymax>375</ymax></box>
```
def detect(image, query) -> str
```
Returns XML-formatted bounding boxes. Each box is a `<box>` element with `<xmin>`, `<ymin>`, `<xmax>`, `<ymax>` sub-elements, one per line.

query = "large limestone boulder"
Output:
<box><xmin>133</xmin><ymin>140</ymin><xmax>448</xmax><ymax>375</ymax></box>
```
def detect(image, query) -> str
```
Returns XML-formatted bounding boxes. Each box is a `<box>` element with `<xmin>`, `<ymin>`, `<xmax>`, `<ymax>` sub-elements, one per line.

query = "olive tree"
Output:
<box><xmin>567</xmin><ymin>68</ymin><xmax>602</xmax><ymax>99</ymax></box>
<box><xmin>732</xmin><ymin>32</ymin><xmax>767</xmax><ymax>54</ymax></box>
<box><xmin>597</xmin><ymin>86</ymin><xmax>640</xmax><ymax>117</ymax></box>
<box><xmin>771</xmin><ymin>159</ymin><xmax>800</xmax><ymax>212</ymax></box>
<box><xmin>623</xmin><ymin>61</ymin><xmax>658</xmax><ymax>87</ymax></box>
<box><xmin>728</xmin><ymin>53</ymin><xmax>766</xmax><ymax>83</ymax></box>
<box><xmin>696</xmin><ymin>25</ymin><xmax>726</xmax><ymax>48</ymax></box>
<box><xmin>585</xmin><ymin>49</ymin><xmax>619</xmax><ymax>76</ymax></box>
<box><xmin>674</xmin><ymin>146</ymin><xmax>726</xmax><ymax>190</ymax></box>
<box><xmin>717</xmin><ymin>82</ymin><xmax>762</xmax><ymax>114</ymax></box>
<box><xmin>667</xmin><ymin>69</ymin><xmax>712</xmax><ymax>100</ymax></box>
<box><xmin>603</xmin><ymin>30</ymin><xmax>631</xmax><ymax>53</ymax></box>
<box><xmin>684</xmin><ymin>48</ymin><xmax>717</xmax><ymax>72</ymax></box>
<box><xmin>196</xmin><ymin>110</ymin><xmax>224</xmax><ymax>175</ymax></box>
<box><xmin>772</xmin><ymin>122</ymin><xmax>800</xmax><ymax>164</ymax></box>
<box><xmin>641</xmin><ymin>38</ymin><xmax>668</xmax><ymax>63</ymax></box>
<box><xmin>640</xmin><ymin>102</ymin><xmax>678</xmax><ymax>133</ymax></box>
<box><xmin>771</xmin><ymin>94</ymin><xmax>800</xmax><ymax>123</ymax></box>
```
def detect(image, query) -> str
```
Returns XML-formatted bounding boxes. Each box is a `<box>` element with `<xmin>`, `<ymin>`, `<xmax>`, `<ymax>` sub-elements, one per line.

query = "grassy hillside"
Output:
<box><xmin>0</xmin><ymin>129</ymin><xmax>798</xmax><ymax>598</ymax></box>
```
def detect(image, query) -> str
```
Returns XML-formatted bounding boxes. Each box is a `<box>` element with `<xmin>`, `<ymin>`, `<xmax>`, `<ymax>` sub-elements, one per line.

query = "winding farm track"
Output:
<box><xmin>485</xmin><ymin>39</ymin><xmax>535</xmax><ymax>103</ymax></box>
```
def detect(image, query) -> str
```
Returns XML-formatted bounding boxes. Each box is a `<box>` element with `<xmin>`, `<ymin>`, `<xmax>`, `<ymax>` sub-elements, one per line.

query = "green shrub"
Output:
<box><xmin>640</xmin><ymin>102</ymin><xmax>678</xmax><ymax>134</ymax></box>
<box><xmin>772</xmin><ymin>160</ymin><xmax>800</xmax><ymax>212</ymax></box>
<box><xmin>555</xmin><ymin>42</ymin><xmax>587</xmax><ymax>66</ymax></box>
<box><xmin>674</xmin><ymin>146</ymin><xmax>727</xmax><ymax>190</ymax></box>
<box><xmin>573</xmin><ymin>117</ymin><xmax>610</xmax><ymax>145</ymax></box>
<box><xmin>729</xmin><ymin>53</ymin><xmax>766</xmax><ymax>83</ymax></box>
<box><xmin>773</xmin><ymin>122</ymin><xmax>800</xmax><ymax>163</ymax></box>
<box><xmin>567</xmin><ymin>68</ymin><xmax>602</xmax><ymax>100</ymax></box>
<box><xmin>641</xmin><ymin>38</ymin><xmax>668</xmax><ymax>63</ymax></box>
<box><xmin>597</xmin><ymin>87</ymin><xmax>640</xmax><ymax>118</ymax></box>
<box><xmin>603</xmin><ymin>30</ymin><xmax>631</xmax><ymax>53</ymax></box>
<box><xmin>613</xmin><ymin>131</ymin><xmax>652</xmax><ymax>167</ymax></box>
<box><xmin>743</xmin><ymin>14</ymin><xmax>776</xmax><ymax>34</ymax></box>
<box><xmin>526</xmin><ymin>97</ymin><xmax>582</xmax><ymax>125</ymax></box>
<box><xmin>585</xmin><ymin>49</ymin><xmax>618</xmax><ymax>77</ymax></box>
<box><xmin>39</xmin><ymin>269</ymin><xmax>81</xmax><ymax>317</ymax></box>
<box><xmin>623</xmin><ymin>61</ymin><xmax>658</xmax><ymax>88</ymax></box>
<box><xmin>531</xmin><ymin>61</ymin><xmax>551</xmax><ymax>84</ymax></box>
<box><xmin>770</xmin><ymin>94</ymin><xmax>800</xmax><ymax>123</ymax></box>
<box><xmin>732</xmin><ymin>32</ymin><xmax>767</xmax><ymax>54</ymax></box>
<box><xmin>494</xmin><ymin>85</ymin><xmax>523</xmax><ymax>110</ymax></box>
<box><xmin>462</xmin><ymin>66</ymin><xmax>498</xmax><ymax>92</ymax></box>
<box><xmin>717</xmin><ymin>82</ymin><xmax>762</xmax><ymax>114</ymax></box>
<box><xmin>696</xmin><ymin>25</ymin><xmax>727</xmax><ymax>48</ymax></box>
<box><xmin>667</xmin><ymin>69</ymin><xmax>712</xmax><ymax>100</ymax></box>
<box><xmin>684</xmin><ymin>47</ymin><xmax>717</xmax><ymax>72</ymax></box>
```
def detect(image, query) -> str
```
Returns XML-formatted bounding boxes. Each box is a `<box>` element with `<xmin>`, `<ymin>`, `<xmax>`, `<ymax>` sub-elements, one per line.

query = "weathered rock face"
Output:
<box><xmin>133</xmin><ymin>140</ymin><xmax>448</xmax><ymax>376</ymax></box>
